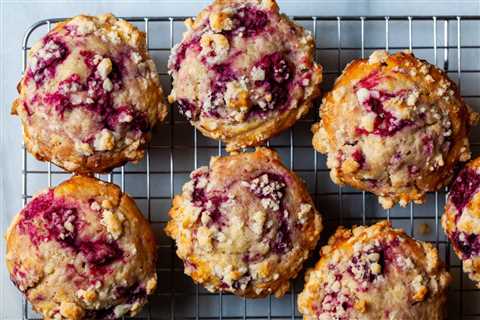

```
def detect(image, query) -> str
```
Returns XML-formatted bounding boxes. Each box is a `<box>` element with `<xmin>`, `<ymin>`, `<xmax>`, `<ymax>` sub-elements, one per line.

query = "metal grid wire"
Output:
<box><xmin>19</xmin><ymin>14</ymin><xmax>480</xmax><ymax>319</ymax></box>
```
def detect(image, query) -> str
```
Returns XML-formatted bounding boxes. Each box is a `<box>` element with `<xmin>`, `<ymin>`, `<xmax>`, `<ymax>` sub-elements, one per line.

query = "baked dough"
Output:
<box><xmin>6</xmin><ymin>176</ymin><xmax>157</xmax><ymax>319</ymax></box>
<box><xmin>312</xmin><ymin>50</ymin><xmax>477</xmax><ymax>208</ymax></box>
<box><xmin>168</xmin><ymin>0</ymin><xmax>322</xmax><ymax>151</ymax></box>
<box><xmin>12</xmin><ymin>14</ymin><xmax>167</xmax><ymax>173</ymax></box>
<box><xmin>165</xmin><ymin>148</ymin><xmax>322</xmax><ymax>297</ymax></box>
<box><xmin>298</xmin><ymin>221</ymin><xmax>451</xmax><ymax>320</ymax></box>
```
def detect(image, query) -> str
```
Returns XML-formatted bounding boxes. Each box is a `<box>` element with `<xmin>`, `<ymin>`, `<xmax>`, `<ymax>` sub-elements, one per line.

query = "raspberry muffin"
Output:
<box><xmin>298</xmin><ymin>221</ymin><xmax>451</xmax><ymax>320</ymax></box>
<box><xmin>165</xmin><ymin>148</ymin><xmax>322</xmax><ymax>297</ymax></box>
<box><xmin>12</xmin><ymin>14</ymin><xmax>167</xmax><ymax>173</ymax></box>
<box><xmin>168</xmin><ymin>0</ymin><xmax>322</xmax><ymax>151</ymax></box>
<box><xmin>312</xmin><ymin>50</ymin><xmax>477</xmax><ymax>209</ymax></box>
<box><xmin>443</xmin><ymin>156</ymin><xmax>480</xmax><ymax>287</ymax></box>
<box><xmin>6</xmin><ymin>176</ymin><xmax>157</xmax><ymax>320</ymax></box>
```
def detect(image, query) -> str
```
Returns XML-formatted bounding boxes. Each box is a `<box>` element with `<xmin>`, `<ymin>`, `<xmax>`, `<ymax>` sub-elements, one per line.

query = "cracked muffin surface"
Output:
<box><xmin>168</xmin><ymin>0</ymin><xmax>323</xmax><ymax>151</ymax></box>
<box><xmin>6</xmin><ymin>176</ymin><xmax>157</xmax><ymax>320</ymax></box>
<box><xmin>298</xmin><ymin>221</ymin><xmax>451</xmax><ymax>320</ymax></box>
<box><xmin>165</xmin><ymin>148</ymin><xmax>322</xmax><ymax>297</ymax></box>
<box><xmin>443</xmin><ymin>156</ymin><xmax>480</xmax><ymax>287</ymax></box>
<box><xmin>312</xmin><ymin>50</ymin><xmax>477</xmax><ymax>209</ymax></box>
<box><xmin>12</xmin><ymin>14</ymin><xmax>167</xmax><ymax>173</ymax></box>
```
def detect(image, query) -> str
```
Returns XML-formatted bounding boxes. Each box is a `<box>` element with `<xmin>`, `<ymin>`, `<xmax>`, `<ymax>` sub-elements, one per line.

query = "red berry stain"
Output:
<box><xmin>452</xmin><ymin>231</ymin><xmax>480</xmax><ymax>259</ymax></box>
<box><xmin>422</xmin><ymin>135</ymin><xmax>434</xmax><ymax>156</ymax></box>
<box><xmin>318</xmin><ymin>274</ymin><xmax>353</xmax><ymax>320</ymax></box>
<box><xmin>354</xmin><ymin>76</ymin><xmax>413</xmax><ymax>137</ymax></box>
<box><xmin>248</xmin><ymin>52</ymin><xmax>293</xmax><ymax>118</ymax></box>
<box><xmin>26</xmin><ymin>35</ymin><xmax>69</xmax><ymax>87</ymax></box>
<box><xmin>170</xmin><ymin>36</ymin><xmax>201</xmax><ymax>72</ymax></box>
<box><xmin>356</xmin><ymin>70</ymin><xmax>381</xmax><ymax>90</ymax></box>
<box><xmin>352</xmin><ymin>149</ymin><xmax>365</xmax><ymax>168</ymax></box>
<box><xmin>18</xmin><ymin>190</ymin><xmax>123</xmax><ymax>268</ymax></box>
<box><xmin>205</xmin><ymin>63</ymin><xmax>238</xmax><ymax>118</ymax></box>
<box><xmin>229</xmin><ymin>6</ymin><xmax>269</xmax><ymax>38</ymax></box>
<box><xmin>191</xmin><ymin>170</ymin><xmax>228</xmax><ymax>226</ymax></box>
<box><xmin>448</xmin><ymin>167</ymin><xmax>480</xmax><ymax>213</ymax></box>
<box><xmin>43</xmin><ymin>50</ymin><xmax>148</xmax><ymax>133</ymax></box>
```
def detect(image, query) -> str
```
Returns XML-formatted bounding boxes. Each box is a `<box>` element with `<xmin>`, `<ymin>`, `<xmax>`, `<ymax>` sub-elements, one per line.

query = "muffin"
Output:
<box><xmin>298</xmin><ymin>221</ymin><xmax>451</xmax><ymax>320</ymax></box>
<box><xmin>165</xmin><ymin>148</ymin><xmax>322</xmax><ymax>297</ymax></box>
<box><xmin>443</xmin><ymin>156</ymin><xmax>480</xmax><ymax>287</ymax></box>
<box><xmin>312</xmin><ymin>50</ymin><xmax>477</xmax><ymax>209</ymax></box>
<box><xmin>12</xmin><ymin>14</ymin><xmax>167</xmax><ymax>173</ymax></box>
<box><xmin>6</xmin><ymin>176</ymin><xmax>157</xmax><ymax>319</ymax></box>
<box><xmin>168</xmin><ymin>0</ymin><xmax>322</xmax><ymax>151</ymax></box>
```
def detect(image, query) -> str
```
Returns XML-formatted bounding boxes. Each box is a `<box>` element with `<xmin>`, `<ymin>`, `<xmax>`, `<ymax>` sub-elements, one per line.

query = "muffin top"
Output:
<box><xmin>6</xmin><ymin>176</ymin><xmax>157</xmax><ymax>320</ymax></box>
<box><xmin>165</xmin><ymin>148</ymin><xmax>322</xmax><ymax>297</ymax></box>
<box><xmin>168</xmin><ymin>0</ymin><xmax>322</xmax><ymax>151</ymax></box>
<box><xmin>12</xmin><ymin>14</ymin><xmax>167</xmax><ymax>173</ymax></box>
<box><xmin>312</xmin><ymin>50</ymin><xmax>477</xmax><ymax>208</ymax></box>
<box><xmin>298</xmin><ymin>221</ymin><xmax>451</xmax><ymax>320</ymax></box>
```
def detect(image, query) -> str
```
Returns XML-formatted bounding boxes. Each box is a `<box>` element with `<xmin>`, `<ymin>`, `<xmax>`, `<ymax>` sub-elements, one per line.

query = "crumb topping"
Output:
<box><xmin>298</xmin><ymin>222</ymin><xmax>451</xmax><ymax>319</ymax></box>
<box><xmin>165</xmin><ymin>150</ymin><xmax>321</xmax><ymax>297</ymax></box>
<box><xmin>15</xmin><ymin>14</ymin><xmax>166</xmax><ymax>172</ymax></box>
<box><xmin>313</xmin><ymin>50</ymin><xmax>471</xmax><ymax>209</ymax></box>
<box><xmin>166</xmin><ymin>0</ymin><xmax>322</xmax><ymax>151</ymax></box>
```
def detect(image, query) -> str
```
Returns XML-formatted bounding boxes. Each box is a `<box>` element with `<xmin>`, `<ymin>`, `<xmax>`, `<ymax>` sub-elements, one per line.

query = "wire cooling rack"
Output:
<box><xmin>18</xmin><ymin>14</ymin><xmax>480</xmax><ymax>320</ymax></box>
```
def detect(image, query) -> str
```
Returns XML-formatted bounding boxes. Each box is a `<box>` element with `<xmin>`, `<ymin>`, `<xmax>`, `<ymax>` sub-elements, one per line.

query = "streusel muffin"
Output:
<box><xmin>312</xmin><ymin>50</ymin><xmax>477</xmax><ymax>209</ymax></box>
<box><xmin>443</xmin><ymin>156</ymin><xmax>480</xmax><ymax>287</ymax></box>
<box><xmin>165</xmin><ymin>148</ymin><xmax>322</xmax><ymax>297</ymax></box>
<box><xmin>6</xmin><ymin>176</ymin><xmax>157</xmax><ymax>320</ymax></box>
<box><xmin>168</xmin><ymin>0</ymin><xmax>323</xmax><ymax>151</ymax></box>
<box><xmin>298</xmin><ymin>221</ymin><xmax>451</xmax><ymax>320</ymax></box>
<box><xmin>12</xmin><ymin>14</ymin><xmax>167</xmax><ymax>173</ymax></box>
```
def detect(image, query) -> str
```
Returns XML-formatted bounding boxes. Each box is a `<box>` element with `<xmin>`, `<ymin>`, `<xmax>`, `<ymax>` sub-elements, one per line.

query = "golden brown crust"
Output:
<box><xmin>165</xmin><ymin>147</ymin><xmax>322</xmax><ymax>298</ymax></box>
<box><xmin>168</xmin><ymin>0</ymin><xmax>322</xmax><ymax>152</ymax></box>
<box><xmin>298</xmin><ymin>221</ymin><xmax>451</xmax><ymax>319</ymax></box>
<box><xmin>6</xmin><ymin>176</ymin><xmax>157</xmax><ymax>319</ymax></box>
<box><xmin>313</xmin><ymin>50</ymin><xmax>476</xmax><ymax>209</ymax></box>
<box><xmin>13</xmin><ymin>14</ymin><xmax>167</xmax><ymax>174</ymax></box>
<box><xmin>205</xmin><ymin>95</ymin><xmax>321</xmax><ymax>152</ymax></box>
